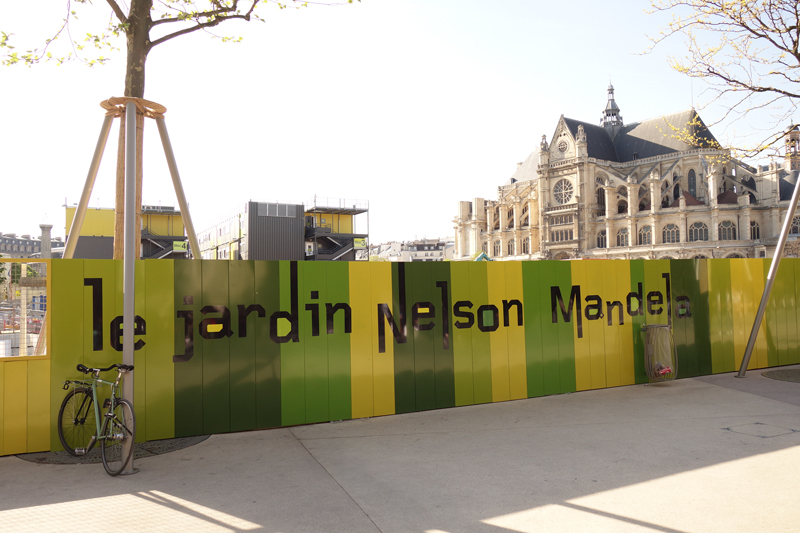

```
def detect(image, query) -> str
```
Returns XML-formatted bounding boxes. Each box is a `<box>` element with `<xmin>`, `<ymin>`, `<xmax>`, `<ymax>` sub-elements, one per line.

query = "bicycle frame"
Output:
<box><xmin>63</xmin><ymin>368</ymin><xmax>124</xmax><ymax>452</ymax></box>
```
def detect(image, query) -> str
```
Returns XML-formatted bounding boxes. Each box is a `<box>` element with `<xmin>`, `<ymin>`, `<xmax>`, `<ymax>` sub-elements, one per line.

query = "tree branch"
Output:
<box><xmin>150</xmin><ymin>1</ymin><xmax>259</xmax><ymax>48</ymax></box>
<box><xmin>106</xmin><ymin>0</ymin><xmax>128</xmax><ymax>24</ymax></box>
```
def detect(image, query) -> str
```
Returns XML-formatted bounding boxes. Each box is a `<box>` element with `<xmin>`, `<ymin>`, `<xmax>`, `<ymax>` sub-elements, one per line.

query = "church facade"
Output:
<box><xmin>453</xmin><ymin>84</ymin><xmax>800</xmax><ymax>261</ymax></box>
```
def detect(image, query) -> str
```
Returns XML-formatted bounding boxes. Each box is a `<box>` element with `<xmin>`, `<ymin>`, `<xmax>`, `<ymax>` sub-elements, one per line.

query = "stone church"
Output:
<box><xmin>453</xmin><ymin>84</ymin><xmax>800</xmax><ymax>261</ymax></box>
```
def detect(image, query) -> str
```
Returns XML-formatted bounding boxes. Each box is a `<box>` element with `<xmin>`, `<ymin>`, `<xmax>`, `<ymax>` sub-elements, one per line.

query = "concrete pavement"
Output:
<box><xmin>1</xmin><ymin>367</ymin><xmax>799</xmax><ymax>532</ymax></box>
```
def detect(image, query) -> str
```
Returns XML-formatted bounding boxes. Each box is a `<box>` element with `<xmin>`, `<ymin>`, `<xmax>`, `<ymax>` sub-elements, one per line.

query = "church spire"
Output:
<box><xmin>601</xmin><ymin>82</ymin><xmax>623</xmax><ymax>138</ymax></box>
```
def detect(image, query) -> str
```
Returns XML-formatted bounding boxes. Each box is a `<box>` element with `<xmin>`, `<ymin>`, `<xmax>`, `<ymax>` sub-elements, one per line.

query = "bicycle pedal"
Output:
<box><xmin>75</xmin><ymin>448</ymin><xmax>87</xmax><ymax>456</ymax></box>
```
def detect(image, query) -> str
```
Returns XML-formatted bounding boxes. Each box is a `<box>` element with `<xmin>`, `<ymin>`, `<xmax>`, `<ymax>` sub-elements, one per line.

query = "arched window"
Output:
<box><xmin>750</xmin><ymin>221</ymin><xmax>760</xmax><ymax>240</ymax></box>
<box><xmin>482</xmin><ymin>242</ymin><xmax>488</xmax><ymax>253</ymax></box>
<box><xmin>718</xmin><ymin>220</ymin><xmax>737</xmax><ymax>241</ymax></box>
<box><xmin>688</xmin><ymin>169</ymin><xmax>697</xmax><ymax>197</ymax></box>
<box><xmin>663</xmin><ymin>224</ymin><xmax>680</xmax><ymax>244</ymax></box>
<box><xmin>522</xmin><ymin>237</ymin><xmax>530</xmax><ymax>254</ymax></box>
<box><xmin>638</xmin><ymin>225</ymin><xmax>652</xmax><ymax>245</ymax></box>
<box><xmin>689</xmin><ymin>222</ymin><xmax>709</xmax><ymax>242</ymax></box>
<box><xmin>597</xmin><ymin>230</ymin><xmax>607</xmax><ymax>249</ymax></box>
<box><xmin>493</xmin><ymin>240</ymin><xmax>501</xmax><ymax>256</ymax></box>
<box><xmin>727</xmin><ymin>253</ymin><xmax>744</xmax><ymax>258</ymax></box>
<box><xmin>616</xmin><ymin>228</ymin><xmax>629</xmax><ymax>247</ymax></box>
<box><xmin>597</xmin><ymin>187</ymin><xmax>605</xmax><ymax>207</ymax></box>
<box><xmin>551</xmin><ymin>230</ymin><xmax>574</xmax><ymax>242</ymax></box>
<box><xmin>618</xmin><ymin>200</ymin><xmax>628</xmax><ymax>214</ymax></box>
<box><xmin>508</xmin><ymin>240</ymin><xmax>515</xmax><ymax>256</ymax></box>
<box><xmin>692</xmin><ymin>255</ymin><xmax>706</xmax><ymax>259</ymax></box>
<box><xmin>792</xmin><ymin>216</ymin><xmax>800</xmax><ymax>234</ymax></box>
<box><xmin>673</xmin><ymin>184</ymin><xmax>681</xmax><ymax>201</ymax></box>
<box><xmin>661</xmin><ymin>196</ymin><xmax>671</xmax><ymax>208</ymax></box>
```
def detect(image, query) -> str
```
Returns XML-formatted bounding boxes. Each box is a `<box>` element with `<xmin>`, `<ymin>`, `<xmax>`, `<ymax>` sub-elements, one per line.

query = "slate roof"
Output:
<box><xmin>562</xmin><ymin>110</ymin><xmax>719</xmax><ymax>163</ymax></box>
<box><xmin>779</xmin><ymin>171</ymin><xmax>797</xmax><ymax>201</ymax></box>
<box><xmin>506</xmin><ymin>148</ymin><xmax>540</xmax><ymax>184</ymax></box>
<box><xmin>717</xmin><ymin>190</ymin><xmax>739</xmax><ymax>204</ymax></box>
<box><xmin>668</xmin><ymin>191</ymin><xmax>704</xmax><ymax>208</ymax></box>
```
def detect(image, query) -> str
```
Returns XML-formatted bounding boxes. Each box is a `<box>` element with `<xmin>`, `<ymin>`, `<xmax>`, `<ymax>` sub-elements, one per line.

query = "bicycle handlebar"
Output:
<box><xmin>76</xmin><ymin>363</ymin><xmax>134</xmax><ymax>374</ymax></box>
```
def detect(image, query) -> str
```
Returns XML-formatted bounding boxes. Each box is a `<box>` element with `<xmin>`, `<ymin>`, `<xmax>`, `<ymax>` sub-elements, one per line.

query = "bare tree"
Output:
<box><xmin>650</xmin><ymin>0</ymin><xmax>800</xmax><ymax>157</ymax></box>
<box><xmin>1</xmin><ymin>0</ymin><xmax>358</xmax><ymax>98</ymax></box>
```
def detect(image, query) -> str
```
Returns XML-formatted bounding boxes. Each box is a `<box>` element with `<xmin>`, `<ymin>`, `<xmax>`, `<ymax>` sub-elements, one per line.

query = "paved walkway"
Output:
<box><xmin>1</xmin><ymin>367</ymin><xmax>799</xmax><ymax>532</ymax></box>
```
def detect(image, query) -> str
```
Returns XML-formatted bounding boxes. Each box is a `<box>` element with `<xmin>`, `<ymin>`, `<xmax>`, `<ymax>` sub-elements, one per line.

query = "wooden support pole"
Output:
<box><xmin>135</xmin><ymin>111</ymin><xmax>144</xmax><ymax>260</ymax></box>
<box><xmin>114</xmin><ymin>113</ymin><xmax>126</xmax><ymax>260</ymax></box>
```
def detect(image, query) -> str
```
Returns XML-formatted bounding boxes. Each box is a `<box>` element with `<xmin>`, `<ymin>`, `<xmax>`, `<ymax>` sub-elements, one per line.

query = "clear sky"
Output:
<box><xmin>0</xmin><ymin>0</ymin><xmax>773</xmax><ymax>245</ymax></box>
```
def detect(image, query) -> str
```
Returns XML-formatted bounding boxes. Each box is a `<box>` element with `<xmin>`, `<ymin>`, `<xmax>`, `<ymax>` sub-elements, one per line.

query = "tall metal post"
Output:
<box><xmin>155</xmin><ymin>117</ymin><xmax>201</xmax><ymax>259</ymax></box>
<box><xmin>737</xmin><ymin>169</ymin><xmax>800</xmax><ymax>377</ymax></box>
<box><xmin>63</xmin><ymin>115</ymin><xmax>115</xmax><ymax>259</ymax></box>
<box><xmin>121</xmin><ymin>102</ymin><xmax>137</xmax><ymax>472</ymax></box>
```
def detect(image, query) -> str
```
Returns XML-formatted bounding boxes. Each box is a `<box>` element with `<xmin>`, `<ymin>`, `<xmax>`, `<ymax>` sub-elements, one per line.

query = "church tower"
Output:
<box><xmin>785</xmin><ymin>124</ymin><xmax>800</xmax><ymax>171</ymax></box>
<box><xmin>600</xmin><ymin>82</ymin><xmax>623</xmax><ymax>140</ymax></box>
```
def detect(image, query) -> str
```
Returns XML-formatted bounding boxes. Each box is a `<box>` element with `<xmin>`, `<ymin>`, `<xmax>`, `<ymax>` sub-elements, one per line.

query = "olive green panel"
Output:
<box><xmin>707</xmin><ymin>260</ymin><xmax>725</xmax><ymax>374</ymax></box>
<box><xmin>521</xmin><ymin>261</ymin><xmax>545</xmax><ymax>398</ymax></box>
<box><xmin>325</xmin><ymin>262</ymin><xmax>352</xmax><ymax>421</ymax></box>
<box><xmin>88</xmin><ymin>260</ymin><xmax>120</xmax><ymax>371</ymax></box>
<box><xmin>431</xmin><ymin>261</ymin><xmax>455</xmax><ymax>409</ymax></box>
<box><xmin>173</xmin><ymin>260</ymin><xmax>204</xmax><ymax>437</ymax></box>
<box><xmin>691</xmin><ymin>260</ymin><xmax>713</xmax><ymax>376</ymax></box>
<box><xmin>629</xmin><ymin>261</ymin><xmax>648</xmax><ymax>384</ymax></box>
<box><xmin>775</xmin><ymin>262</ymin><xmax>792</xmax><ymax>366</ymax></box>
<box><xmin>392</xmin><ymin>263</ymin><xmax>416</xmax><ymax>414</ymax></box>
<box><xmin>200</xmin><ymin>260</ymin><xmax>231</xmax><ymax>435</ymax></box>
<box><xmin>669</xmin><ymin>260</ymin><xmax>695</xmax><ymax>377</ymax></box>
<box><xmin>467</xmin><ymin>262</ymin><xmax>492</xmax><ymax>404</ymax></box>
<box><xmin>792</xmin><ymin>260</ymin><xmax>800</xmax><ymax>365</ymax></box>
<box><xmin>229</xmin><ymin>261</ymin><xmax>257</xmax><ymax>432</ymax></box>
<box><xmin>763</xmin><ymin>258</ymin><xmax>779</xmax><ymax>367</ymax></box>
<box><xmin>410</xmin><ymin>262</ymin><xmax>436</xmax><ymax>412</ymax></box>
<box><xmin>26</xmin><ymin>359</ymin><xmax>50</xmax><ymax>453</ymax></box>
<box><xmin>254</xmin><ymin>261</ymin><xmax>281</xmax><ymax>429</ymax></box>
<box><xmin>0</xmin><ymin>362</ymin><xmax>4</xmax><ymax>456</ymax></box>
<box><xmin>450</xmin><ymin>262</ymin><xmax>474</xmax><ymax>406</ymax></box>
<box><xmin>280</xmin><ymin>261</ymin><xmax>305</xmax><ymax>426</ymax></box>
<box><xmin>133</xmin><ymin>261</ymin><xmax>147</xmax><ymax>442</ymax></box>
<box><xmin>302</xmin><ymin>262</ymin><xmax>330</xmax><ymax>424</ymax></box>
<box><xmin>143</xmin><ymin>260</ymin><xmax>175</xmax><ymax>441</ymax></box>
<box><xmin>49</xmin><ymin>260</ymin><xmax>85</xmax><ymax>451</ymax></box>
<box><xmin>538</xmin><ymin>261</ymin><xmax>562</xmax><ymax>396</ymax></box>
<box><xmin>553</xmin><ymin>261</ymin><xmax>576</xmax><ymax>394</ymax></box>
<box><xmin>3</xmin><ymin>362</ymin><xmax>26</xmax><ymax>454</ymax></box>
<box><xmin>784</xmin><ymin>260</ymin><xmax>799</xmax><ymax>365</ymax></box>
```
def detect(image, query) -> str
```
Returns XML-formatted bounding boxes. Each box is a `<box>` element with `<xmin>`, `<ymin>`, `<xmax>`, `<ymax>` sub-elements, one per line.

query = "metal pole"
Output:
<box><xmin>155</xmin><ymin>117</ymin><xmax>201</xmax><ymax>259</ymax></box>
<box><xmin>121</xmin><ymin>102</ymin><xmax>137</xmax><ymax>473</ymax></box>
<box><xmin>737</xmin><ymin>169</ymin><xmax>800</xmax><ymax>377</ymax></box>
<box><xmin>63</xmin><ymin>115</ymin><xmax>115</xmax><ymax>259</ymax></box>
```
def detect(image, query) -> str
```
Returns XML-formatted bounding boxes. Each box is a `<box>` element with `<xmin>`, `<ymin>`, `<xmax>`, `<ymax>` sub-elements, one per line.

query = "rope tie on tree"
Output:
<box><xmin>100</xmin><ymin>97</ymin><xmax>166</xmax><ymax>118</ymax></box>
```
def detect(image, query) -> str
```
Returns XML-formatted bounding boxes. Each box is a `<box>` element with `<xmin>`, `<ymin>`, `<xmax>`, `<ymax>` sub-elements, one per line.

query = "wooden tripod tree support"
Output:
<box><xmin>63</xmin><ymin>97</ymin><xmax>202</xmax><ymax>261</ymax></box>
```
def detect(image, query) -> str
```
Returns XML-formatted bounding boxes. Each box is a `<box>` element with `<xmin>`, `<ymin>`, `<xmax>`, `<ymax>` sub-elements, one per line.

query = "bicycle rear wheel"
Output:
<box><xmin>58</xmin><ymin>388</ymin><xmax>96</xmax><ymax>456</ymax></box>
<box><xmin>101</xmin><ymin>398</ymin><xmax>136</xmax><ymax>476</ymax></box>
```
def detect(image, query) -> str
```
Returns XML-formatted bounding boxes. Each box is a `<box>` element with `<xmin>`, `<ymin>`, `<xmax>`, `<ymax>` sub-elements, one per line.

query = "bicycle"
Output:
<box><xmin>58</xmin><ymin>363</ymin><xmax>136</xmax><ymax>476</ymax></box>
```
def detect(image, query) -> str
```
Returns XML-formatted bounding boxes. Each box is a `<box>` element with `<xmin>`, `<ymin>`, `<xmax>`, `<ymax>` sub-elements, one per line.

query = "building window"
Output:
<box><xmin>553</xmin><ymin>179</ymin><xmax>574</xmax><ymax>204</ymax></box>
<box><xmin>638</xmin><ymin>225</ymin><xmax>652</xmax><ymax>245</ymax></box>
<box><xmin>597</xmin><ymin>230</ymin><xmax>607</xmax><ymax>249</ymax></box>
<box><xmin>727</xmin><ymin>253</ymin><xmax>744</xmax><ymax>258</ymax></box>
<box><xmin>791</xmin><ymin>216</ymin><xmax>800</xmax><ymax>234</ymax></box>
<box><xmin>688</xmin><ymin>169</ymin><xmax>697</xmax><ymax>197</ymax></box>
<box><xmin>750</xmin><ymin>221</ymin><xmax>760</xmax><ymax>240</ymax></box>
<box><xmin>493</xmin><ymin>240</ymin><xmax>501</xmax><ymax>256</ymax></box>
<box><xmin>482</xmin><ymin>242</ymin><xmax>488</xmax><ymax>253</ymax></box>
<box><xmin>616</xmin><ymin>228</ymin><xmax>629</xmax><ymax>247</ymax></box>
<box><xmin>688</xmin><ymin>222</ymin><xmax>709</xmax><ymax>242</ymax></box>
<box><xmin>508</xmin><ymin>241</ymin><xmax>514</xmax><ymax>256</ymax></box>
<box><xmin>663</xmin><ymin>224</ymin><xmax>680</xmax><ymax>244</ymax></box>
<box><xmin>522</xmin><ymin>237</ymin><xmax>530</xmax><ymax>254</ymax></box>
<box><xmin>673</xmin><ymin>184</ymin><xmax>680</xmax><ymax>202</ymax></box>
<box><xmin>718</xmin><ymin>220</ymin><xmax>737</xmax><ymax>241</ymax></box>
<box><xmin>551</xmin><ymin>230</ymin><xmax>573</xmax><ymax>242</ymax></box>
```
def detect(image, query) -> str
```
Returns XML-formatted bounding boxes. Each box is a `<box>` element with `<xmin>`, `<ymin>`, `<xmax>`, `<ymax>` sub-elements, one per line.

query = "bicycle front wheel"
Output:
<box><xmin>101</xmin><ymin>398</ymin><xmax>136</xmax><ymax>476</ymax></box>
<box><xmin>58</xmin><ymin>388</ymin><xmax>96</xmax><ymax>456</ymax></box>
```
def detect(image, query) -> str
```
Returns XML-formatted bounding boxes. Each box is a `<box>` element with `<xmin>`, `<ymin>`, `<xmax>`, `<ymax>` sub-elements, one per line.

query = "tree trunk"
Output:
<box><xmin>125</xmin><ymin>0</ymin><xmax>153</xmax><ymax>98</ymax></box>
